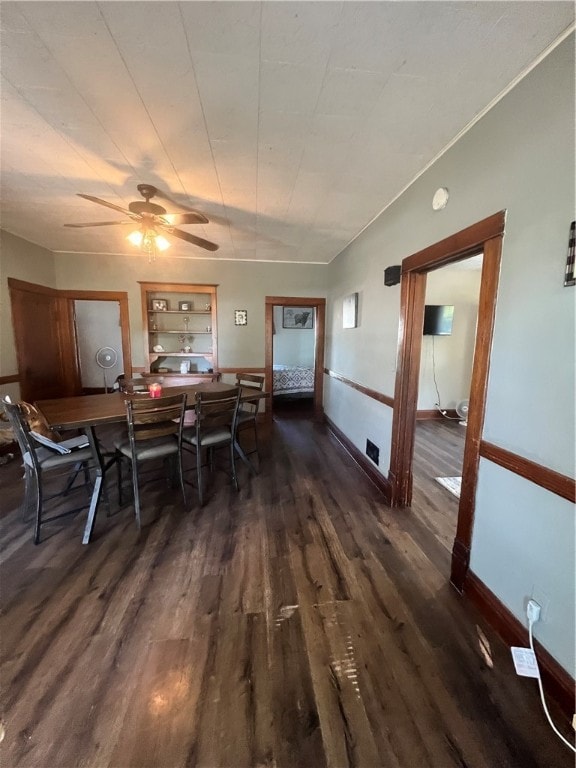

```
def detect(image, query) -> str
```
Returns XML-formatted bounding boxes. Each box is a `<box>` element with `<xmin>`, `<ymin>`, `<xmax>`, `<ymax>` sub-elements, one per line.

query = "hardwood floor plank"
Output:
<box><xmin>270</xmin><ymin>605</ymin><xmax>326</xmax><ymax>768</ymax></box>
<box><xmin>0</xmin><ymin>417</ymin><xmax>573</xmax><ymax>767</ymax></box>
<box><xmin>109</xmin><ymin>634</ymin><xmax>209</xmax><ymax>768</ymax></box>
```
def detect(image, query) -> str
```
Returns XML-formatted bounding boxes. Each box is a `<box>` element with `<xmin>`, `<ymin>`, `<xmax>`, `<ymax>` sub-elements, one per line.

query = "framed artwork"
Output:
<box><xmin>234</xmin><ymin>309</ymin><xmax>248</xmax><ymax>326</ymax></box>
<box><xmin>151</xmin><ymin>299</ymin><xmax>168</xmax><ymax>311</ymax></box>
<box><xmin>282</xmin><ymin>307</ymin><xmax>314</xmax><ymax>329</ymax></box>
<box><xmin>178</xmin><ymin>301</ymin><xmax>192</xmax><ymax>311</ymax></box>
<box><xmin>564</xmin><ymin>221</ymin><xmax>575</xmax><ymax>287</ymax></box>
<box><xmin>343</xmin><ymin>293</ymin><xmax>358</xmax><ymax>328</ymax></box>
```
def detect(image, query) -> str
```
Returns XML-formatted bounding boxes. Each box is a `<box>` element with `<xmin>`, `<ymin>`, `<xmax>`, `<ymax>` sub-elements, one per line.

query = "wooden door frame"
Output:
<box><xmin>388</xmin><ymin>211</ymin><xmax>505</xmax><ymax>592</ymax></box>
<box><xmin>60</xmin><ymin>289</ymin><xmax>133</xmax><ymax>389</ymax></box>
<box><xmin>8</xmin><ymin>279</ymin><xmax>132</xmax><ymax>397</ymax></box>
<box><xmin>265</xmin><ymin>296</ymin><xmax>326</xmax><ymax>422</ymax></box>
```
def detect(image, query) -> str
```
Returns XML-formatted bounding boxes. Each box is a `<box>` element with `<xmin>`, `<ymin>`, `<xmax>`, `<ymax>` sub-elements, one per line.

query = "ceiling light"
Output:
<box><xmin>154</xmin><ymin>234</ymin><xmax>171</xmax><ymax>251</ymax></box>
<box><xmin>127</xmin><ymin>227</ymin><xmax>170</xmax><ymax>260</ymax></box>
<box><xmin>127</xmin><ymin>229</ymin><xmax>143</xmax><ymax>247</ymax></box>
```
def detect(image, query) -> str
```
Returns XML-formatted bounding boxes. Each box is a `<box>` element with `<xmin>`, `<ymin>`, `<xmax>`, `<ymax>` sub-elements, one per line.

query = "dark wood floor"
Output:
<box><xmin>412</xmin><ymin>419</ymin><xmax>464</xmax><ymax>554</ymax></box>
<box><xmin>0</xmin><ymin>416</ymin><xmax>573</xmax><ymax>767</ymax></box>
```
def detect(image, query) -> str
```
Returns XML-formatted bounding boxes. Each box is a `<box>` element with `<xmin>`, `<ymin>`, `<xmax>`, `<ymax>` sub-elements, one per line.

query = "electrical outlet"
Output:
<box><xmin>527</xmin><ymin>599</ymin><xmax>541</xmax><ymax>624</ymax></box>
<box><xmin>366</xmin><ymin>439</ymin><xmax>379</xmax><ymax>465</ymax></box>
<box><xmin>531</xmin><ymin>587</ymin><xmax>550</xmax><ymax>623</ymax></box>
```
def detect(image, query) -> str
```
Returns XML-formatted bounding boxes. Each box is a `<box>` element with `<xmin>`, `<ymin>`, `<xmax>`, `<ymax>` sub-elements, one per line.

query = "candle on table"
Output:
<box><xmin>148</xmin><ymin>382</ymin><xmax>162</xmax><ymax>398</ymax></box>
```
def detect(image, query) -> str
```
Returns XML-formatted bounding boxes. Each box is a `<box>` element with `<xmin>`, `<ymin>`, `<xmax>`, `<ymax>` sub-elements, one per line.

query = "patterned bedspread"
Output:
<box><xmin>273</xmin><ymin>364</ymin><xmax>314</xmax><ymax>395</ymax></box>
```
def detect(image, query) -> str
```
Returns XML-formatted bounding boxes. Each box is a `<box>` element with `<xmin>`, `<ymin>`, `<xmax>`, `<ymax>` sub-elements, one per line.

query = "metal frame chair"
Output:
<box><xmin>2</xmin><ymin>396</ymin><xmax>95</xmax><ymax>544</ymax></box>
<box><xmin>115</xmin><ymin>393</ymin><xmax>187</xmax><ymax>530</ymax></box>
<box><xmin>235</xmin><ymin>372</ymin><xmax>265</xmax><ymax>471</ymax></box>
<box><xmin>182</xmin><ymin>388</ymin><xmax>241</xmax><ymax>506</ymax></box>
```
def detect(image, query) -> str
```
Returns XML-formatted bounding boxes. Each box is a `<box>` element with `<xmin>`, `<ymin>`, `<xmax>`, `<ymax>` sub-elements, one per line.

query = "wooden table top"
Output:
<box><xmin>36</xmin><ymin>383</ymin><xmax>266</xmax><ymax>431</ymax></box>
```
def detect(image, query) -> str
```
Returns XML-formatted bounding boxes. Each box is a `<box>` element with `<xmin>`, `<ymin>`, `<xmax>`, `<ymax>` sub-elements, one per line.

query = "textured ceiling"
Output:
<box><xmin>1</xmin><ymin>2</ymin><xmax>574</xmax><ymax>263</ymax></box>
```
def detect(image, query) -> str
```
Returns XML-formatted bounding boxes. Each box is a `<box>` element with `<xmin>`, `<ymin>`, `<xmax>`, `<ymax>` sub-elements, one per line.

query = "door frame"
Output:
<box><xmin>388</xmin><ymin>211</ymin><xmax>505</xmax><ymax>592</ymax></box>
<box><xmin>8</xmin><ymin>279</ymin><xmax>131</xmax><ymax>398</ymax></box>
<box><xmin>62</xmin><ymin>289</ymin><xmax>133</xmax><ymax>392</ymax></box>
<box><xmin>265</xmin><ymin>296</ymin><xmax>326</xmax><ymax>422</ymax></box>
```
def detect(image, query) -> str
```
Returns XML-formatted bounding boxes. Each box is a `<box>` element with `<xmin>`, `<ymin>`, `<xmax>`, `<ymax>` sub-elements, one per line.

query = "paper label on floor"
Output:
<box><xmin>511</xmin><ymin>646</ymin><xmax>540</xmax><ymax>678</ymax></box>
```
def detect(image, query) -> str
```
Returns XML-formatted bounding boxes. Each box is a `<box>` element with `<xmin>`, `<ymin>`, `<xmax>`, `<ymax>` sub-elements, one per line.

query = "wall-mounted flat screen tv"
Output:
<box><xmin>423</xmin><ymin>304</ymin><xmax>454</xmax><ymax>335</ymax></box>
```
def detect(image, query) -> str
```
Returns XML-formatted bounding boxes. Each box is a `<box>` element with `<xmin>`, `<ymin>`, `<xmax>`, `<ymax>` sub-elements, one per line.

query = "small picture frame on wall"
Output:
<box><xmin>564</xmin><ymin>221</ymin><xmax>575</xmax><ymax>287</ymax></box>
<box><xmin>151</xmin><ymin>299</ymin><xmax>168</xmax><ymax>311</ymax></box>
<box><xmin>342</xmin><ymin>293</ymin><xmax>358</xmax><ymax>328</ymax></box>
<box><xmin>282</xmin><ymin>307</ymin><xmax>314</xmax><ymax>329</ymax></box>
<box><xmin>178</xmin><ymin>301</ymin><xmax>192</xmax><ymax>311</ymax></box>
<box><xmin>234</xmin><ymin>309</ymin><xmax>248</xmax><ymax>326</ymax></box>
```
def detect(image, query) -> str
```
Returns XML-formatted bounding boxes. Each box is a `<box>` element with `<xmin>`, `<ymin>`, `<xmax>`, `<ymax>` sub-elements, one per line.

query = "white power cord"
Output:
<box><xmin>528</xmin><ymin>618</ymin><xmax>576</xmax><ymax>753</ymax></box>
<box><xmin>431</xmin><ymin>337</ymin><xmax>462</xmax><ymax>420</ymax></box>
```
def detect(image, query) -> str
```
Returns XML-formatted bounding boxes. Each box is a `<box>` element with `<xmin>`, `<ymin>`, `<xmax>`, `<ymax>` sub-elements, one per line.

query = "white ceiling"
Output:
<box><xmin>1</xmin><ymin>2</ymin><xmax>574</xmax><ymax>264</ymax></box>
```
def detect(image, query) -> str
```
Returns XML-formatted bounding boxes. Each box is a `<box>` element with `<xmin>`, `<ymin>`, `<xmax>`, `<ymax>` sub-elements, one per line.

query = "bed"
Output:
<box><xmin>273</xmin><ymin>364</ymin><xmax>315</xmax><ymax>397</ymax></box>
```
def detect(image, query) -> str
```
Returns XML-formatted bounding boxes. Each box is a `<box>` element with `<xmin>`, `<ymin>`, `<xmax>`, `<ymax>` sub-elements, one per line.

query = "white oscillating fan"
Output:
<box><xmin>456</xmin><ymin>399</ymin><xmax>469</xmax><ymax>426</ymax></box>
<box><xmin>95</xmin><ymin>346</ymin><xmax>118</xmax><ymax>393</ymax></box>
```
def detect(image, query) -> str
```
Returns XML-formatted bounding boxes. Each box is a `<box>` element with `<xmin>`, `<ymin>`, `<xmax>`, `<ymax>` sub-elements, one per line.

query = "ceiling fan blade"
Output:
<box><xmin>152</xmin><ymin>187</ymin><xmax>211</xmax><ymax>215</ymax></box>
<box><xmin>77</xmin><ymin>193</ymin><xmax>133</xmax><ymax>216</ymax></box>
<box><xmin>160</xmin><ymin>211</ymin><xmax>209</xmax><ymax>226</ymax></box>
<box><xmin>64</xmin><ymin>220</ymin><xmax>134</xmax><ymax>228</ymax></box>
<box><xmin>168</xmin><ymin>227</ymin><xmax>219</xmax><ymax>251</ymax></box>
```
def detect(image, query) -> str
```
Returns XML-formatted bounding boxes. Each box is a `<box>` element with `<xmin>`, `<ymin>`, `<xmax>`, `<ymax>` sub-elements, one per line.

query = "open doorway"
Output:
<box><xmin>389</xmin><ymin>212</ymin><xmax>505</xmax><ymax>592</ymax></box>
<box><xmin>271</xmin><ymin>305</ymin><xmax>316</xmax><ymax>417</ymax></box>
<box><xmin>412</xmin><ymin>255</ymin><xmax>482</xmax><ymax>553</ymax></box>
<box><xmin>74</xmin><ymin>300</ymin><xmax>124</xmax><ymax>393</ymax></box>
<box><xmin>264</xmin><ymin>296</ymin><xmax>326</xmax><ymax>422</ymax></box>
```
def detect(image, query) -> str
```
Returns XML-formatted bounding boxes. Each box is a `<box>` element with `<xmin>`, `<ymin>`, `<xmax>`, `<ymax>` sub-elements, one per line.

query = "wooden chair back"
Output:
<box><xmin>125</xmin><ymin>393</ymin><xmax>187</xmax><ymax>444</ymax></box>
<box><xmin>194</xmin><ymin>388</ymin><xmax>241</xmax><ymax>436</ymax></box>
<box><xmin>117</xmin><ymin>376</ymin><xmax>148</xmax><ymax>394</ymax></box>
<box><xmin>235</xmin><ymin>373</ymin><xmax>264</xmax><ymax>416</ymax></box>
<box><xmin>235</xmin><ymin>372</ymin><xmax>265</xmax><ymax>390</ymax></box>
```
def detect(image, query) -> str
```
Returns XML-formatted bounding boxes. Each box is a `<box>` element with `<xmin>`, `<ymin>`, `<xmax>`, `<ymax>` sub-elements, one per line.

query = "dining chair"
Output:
<box><xmin>182</xmin><ymin>388</ymin><xmax>241</xmax><ymax>506</ymax></box>
<box><xmin>234</xmin><ymin>372</ymin><xmax>265</xmax><ymax>471</ymax></box>
<box><xmin>114</xmin><ymin>392</ymin><xmax>187</xmax><ymax>530</ymax></box>
<box><xmin>116</xmin><ymin>376</ymin><xmax>148</xmax><ymax>394</ymax></box>
<box><xmin>2</xmin><ymin>396</ymin><xmax>95</xmax><ymax>544</ymax></box>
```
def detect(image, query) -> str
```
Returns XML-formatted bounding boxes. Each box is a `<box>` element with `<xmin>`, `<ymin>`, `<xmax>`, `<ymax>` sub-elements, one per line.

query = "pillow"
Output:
<box><xmin>19</xmin><ymin>402</ymin><xmax>62</xmax><ymax>443</ymax></box>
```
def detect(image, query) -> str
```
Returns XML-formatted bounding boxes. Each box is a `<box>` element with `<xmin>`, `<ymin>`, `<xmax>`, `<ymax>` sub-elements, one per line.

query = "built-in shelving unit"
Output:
<box><xmin>139</xmin><ymin>282</ymin><xmax>218</xmax><ymax>376</ymax></box>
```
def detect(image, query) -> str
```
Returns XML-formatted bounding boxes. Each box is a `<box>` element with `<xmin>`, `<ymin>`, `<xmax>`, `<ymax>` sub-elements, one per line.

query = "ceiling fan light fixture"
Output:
<box><xmin>127</xmin><ymin>229</ymin><xmax>143</xmax><ymax>246</ymax></box>
<box><xmin>154</xmin><ymin>234</ymin><xmax>171</xmax><ymax>251</ymax></box>
<box><xmin>127</xmin><ymin>227</ymin><xmax>170</xmax><ymax>258</ymax></box>
<box><xmin>68</xmin><ymin>184</ymin><xmax>218</xmax><ymax>253</ymax></box>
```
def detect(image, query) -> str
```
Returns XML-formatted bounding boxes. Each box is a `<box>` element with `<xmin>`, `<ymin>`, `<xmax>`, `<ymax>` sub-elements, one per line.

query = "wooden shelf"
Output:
<box><xmin>149</xmin><ymin>352</ymin><xmax>213</xmax><ymax>358</ymax></box>
<box><xmin>139</xmin><ymin>282</ymin><xmax>218</xmax><ymax>374</ymax></box>
<box><xmin>148</xmin><ymin>310</ymin><xmax>210</xmax><ymax>315</ymax></box>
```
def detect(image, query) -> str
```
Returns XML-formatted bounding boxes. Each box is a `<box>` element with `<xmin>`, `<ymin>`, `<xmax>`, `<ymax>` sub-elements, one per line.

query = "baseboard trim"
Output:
<box><xmin>463</xmin><ymin>571</ymin><xmax>575</xmax><ymax>719</ymax></box>
<box><xmin>416</xmin><ymin>409</ymin><xmax>458</xmax><ymax>420</ymax></box>
<box><xmin>325</xmin><ymin>415</ymin><xmax>391</xmax><ymax>503</ymax></box>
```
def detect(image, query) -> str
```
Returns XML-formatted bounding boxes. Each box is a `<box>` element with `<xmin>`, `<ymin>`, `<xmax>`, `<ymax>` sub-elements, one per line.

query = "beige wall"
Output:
<box><xmin>53</xmin><ymin>253</ymin><xmax>327</xmax><ymax>370</ymax></box>
<box><xmin>418</xmin><ymin>266</ymin><xmax>481</xmax><ymax>410</ymax></box>
<box><xmin>0</xmin><ymin>230</ymin><xmax>57</xmax><ymax>400</ymax></box>
<box><xmin>325</xmin><ymin>36</ymin><xmax>575</xmax><ymax>673</ymax></box>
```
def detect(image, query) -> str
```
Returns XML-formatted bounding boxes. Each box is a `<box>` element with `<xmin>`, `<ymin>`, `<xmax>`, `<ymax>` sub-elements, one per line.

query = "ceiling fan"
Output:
<box><xmin>64</xmin><ymin>184</ymin><xmax>218</xmax><ymax>253</ymax></box>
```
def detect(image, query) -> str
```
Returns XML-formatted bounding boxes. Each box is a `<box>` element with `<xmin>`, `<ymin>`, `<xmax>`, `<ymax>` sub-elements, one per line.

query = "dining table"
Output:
<box><xmin>35</xmin><ymin>382</ymin><xmax>267</xmax><ymax>544</ymax></box>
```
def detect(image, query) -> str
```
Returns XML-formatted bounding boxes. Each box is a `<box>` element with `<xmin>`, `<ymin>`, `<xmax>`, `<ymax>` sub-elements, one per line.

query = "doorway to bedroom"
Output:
<box><xmin>264</xmin><ymin>296</ymin><xmax>326</xmax><ymax>423</ymax></box>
